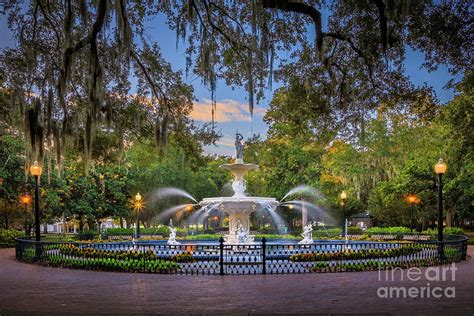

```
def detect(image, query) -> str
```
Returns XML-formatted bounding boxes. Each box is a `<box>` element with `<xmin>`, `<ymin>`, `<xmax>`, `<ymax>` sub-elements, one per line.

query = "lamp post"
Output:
<box><xmin>134</xmin><ymin>192</ymin><xmax>142</xmax><ymax>239</ymax></box>
<box><xmin>340</xmin><ymin>191</ymin><xmax>347</xmax><ymax>238</ymax></box>
<box><xmin>30</xmin><ymin>161</ymin><xmax>42</xmax><ymax>242</ymax></box>
<box><xmin>20</xmin><ymin>193</ymin><xmax>31</xmax><ymax>236</ymax></box>
<box><xmin>406</xmin><ymin>194</ymin><xmax>417</xmax><ymax>232</ymax></box>
<box><xmin>434</xmin><ymin>158</ymin><xmax>446</xmax><ymax>260</ymax></box>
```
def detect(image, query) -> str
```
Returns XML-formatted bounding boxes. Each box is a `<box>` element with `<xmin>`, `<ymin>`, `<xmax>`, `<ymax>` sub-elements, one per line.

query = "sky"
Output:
<box><xmin>0</xmin><ymin>10</ymin><xmax>459</xmax><ymax>157</ymax></box>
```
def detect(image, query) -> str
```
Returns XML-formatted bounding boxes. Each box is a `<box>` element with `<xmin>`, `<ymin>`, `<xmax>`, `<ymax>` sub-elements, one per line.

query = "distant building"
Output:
<box><xmin>351</xmin><ymin>211</ymin><xmax>373</xmax><ymax>230</ymax></box>
<box><xmin>45</xmin><ymin>218</ymin><xmax>122</xmax><ymax>233</ymax></box>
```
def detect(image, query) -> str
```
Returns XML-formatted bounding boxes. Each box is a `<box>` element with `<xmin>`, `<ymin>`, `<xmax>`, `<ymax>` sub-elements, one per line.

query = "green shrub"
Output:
<box><xmin>59</xmin><ymin>243</ymin><xmax>157</xmax><ymax>260</ymax></box>
<box><xmin>45</xmin><ymin>253</ymin><xmax>178</xmax><ymax>273</ymax></box>
<box><xmin>170</xmin><ymin>252</ymin><xmax>195</xmax><ymax>262</ymax></box>
<box><xmin>183</xmin><ymin>234</ymin><xmax>220</xmax><ymax>240</ymax></box>
<box><xmin>422</xmin><ymin>227</ymin><xmax>464</xmax><ymax>235</ymax></box>
<box><xmin>290</xmin><ymin>244</ymin><xmax>422</xmax><ymax>262</ymax></box>
<box><xmin>104</xmin><ymin>226</ymin><xmax>173</xmax><ymax>237</ymax></box>
<box><xmin>312</xmin><ymin>228</ymin><xmax>342</xmax><ymax>238</ymax></box>
<box><xmin>366</xmin><ymin>226</ymin><xmax>412</xmax><ymax>234</ymax></box>
<box><xmin>347</xmin><ymin>227</ymin><xmax>363</xmax><ymax>234</ymax></box>
<box><xmin>0</xmin><ymin>229</ymin><xmax>24</xmax><ymax>248</ymax></box>
<box><xmin>77</xmin><ymin>230</ymin><xmax>99</xmax><ymax>240</ymax></box>
<box><xmin>255</xmin><ymin>234</ymin><xmax>299</xmax><ymax>240</ymax></box>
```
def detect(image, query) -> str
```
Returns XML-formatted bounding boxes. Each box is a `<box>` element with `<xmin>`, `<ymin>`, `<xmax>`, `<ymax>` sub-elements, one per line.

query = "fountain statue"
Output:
<box><xmin>200</xmin><ymin>133</ymin><xmax>279</xmax><ymax>244</ymax></box>
<box><xmin>167</xmin><ymin>226</ymin><xmax>180</xmax><ymax>245</ymax></box>
<box><xmin>298</xmin><ymin>223</ymin><xmax>314</xmax><ymax>245</ymax></box>
<box><xmin>236</xmin><ymin>222</ymin><xmax>251</xmax><ymax>244</ymax></box>
<box><xmin>235</xmin><ymin>132</ymin><xmax>244</xmax><ymax>164</ymax></box>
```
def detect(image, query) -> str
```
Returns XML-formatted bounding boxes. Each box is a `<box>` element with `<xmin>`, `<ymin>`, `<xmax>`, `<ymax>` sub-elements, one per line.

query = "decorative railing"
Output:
<box><xmin>15</xmin><ymin>234</ymin><xmax>468</xmax><ymax>275</ymax></box>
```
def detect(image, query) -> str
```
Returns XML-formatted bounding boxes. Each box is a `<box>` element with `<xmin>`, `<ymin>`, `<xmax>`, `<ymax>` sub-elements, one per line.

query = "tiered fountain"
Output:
<box><xmin>199</xmin><ymin>133</ymin><xmax>279</xmax><ymax>244</ymax></box>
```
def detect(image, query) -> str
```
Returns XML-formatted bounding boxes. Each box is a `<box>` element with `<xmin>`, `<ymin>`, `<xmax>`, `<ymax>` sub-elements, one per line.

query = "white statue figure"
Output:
<box><xmin>298</xmin><ymin>223</ymin><xmax>314</xmax><ymax>245</ymax></box>
<box><xmin>237</xmin><ymin>223</ymin><xmax>248</xmax><ymax>244</ymax></box>
<box><xmin>167</xmin><ymin>226</ymin><xmax>180</xmax><ymax>245</ymax></box>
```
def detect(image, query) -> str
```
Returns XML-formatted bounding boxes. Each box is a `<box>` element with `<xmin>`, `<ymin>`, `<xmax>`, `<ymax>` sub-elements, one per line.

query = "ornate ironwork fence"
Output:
<box><xmin>15</xmin><ymin>234</ymin><xmax>468</xmax><ymax>275</ymax></box>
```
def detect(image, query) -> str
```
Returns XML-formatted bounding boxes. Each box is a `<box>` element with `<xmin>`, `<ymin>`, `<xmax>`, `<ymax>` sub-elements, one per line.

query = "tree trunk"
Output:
<box><xmin>446</xmin><ymin>210</ymin><xmax>453</xmax><ymax>227</ymax></box>
<box><xmin>87</xmin><ymin>218</ymin><xmax>94</xmax><ymax>231</ymax></box>
<box><xmin>421</xmin><ymin>216</ymin><xmax>428</xmax><ymax>231</ymax></box>
<box><xmin>79</xmin><ymin>219</ymin><xmax>84</xmax><ymax>233</ymax></box>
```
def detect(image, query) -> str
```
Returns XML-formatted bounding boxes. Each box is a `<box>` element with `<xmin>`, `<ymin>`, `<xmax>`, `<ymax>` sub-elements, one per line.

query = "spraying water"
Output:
<box><xmin>281</xmin><ymin>185</ymin><xmax>323</xmax><ymax>202</ymax></box>
<box><xmin>148</xmin><ymin>187</ymin><xmax>198</xmax><ymax>204</ymax></box>
<box><xmin>157</xmin><ymin>204</ymin><xmax>195</xmax><ymax>222</ymax></box>
<box><xmin>281</xmin><ymin>200</ymin><xmax>335</xmax><ymax>225</ymax></box>
<box><xmin>258</xmin><ymin>202</ymin><xmax>287</xmax><ymax>228</ymax></box>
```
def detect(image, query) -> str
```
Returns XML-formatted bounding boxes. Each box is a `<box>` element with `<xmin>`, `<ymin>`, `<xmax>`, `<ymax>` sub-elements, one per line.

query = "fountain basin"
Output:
<box><xmin>200</xmin><ymin>197</ymin><xmax>279</xmax><ymax>212</ymax></box>
<box><xmin>200</xmin><ymin>197</ymin><xmax>279</xmax><ymax>244</ymax></box>
<box><xmin>220</xmin><ymin>163</ymin><xmax>258</xmax><ymax>173</ymax></box>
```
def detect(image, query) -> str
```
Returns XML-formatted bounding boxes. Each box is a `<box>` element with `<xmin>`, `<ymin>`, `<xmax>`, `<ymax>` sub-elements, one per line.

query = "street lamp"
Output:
<box><xmin>20</xmin><ymin>193</ymin><xmax>31</xmax><ymax>236</ymax></box>
<box><xmin>30</xmin><ymin>161</ymin><xmax>42</xmax><ymax>242</ymax></box>
<box><xmin>340</xmin><ymin>191</ymin><xmax>347</xmax><ymax>238</ymax></box>
<box><xmin>434</xmin><ymin>158</ymin><xmax>446</xmax><ymax>260</ymax></box>
<box><xmin>134</xmin><ymin>192</ymin><xmax>143</xmax><ymax>238</ymax></box>
<box><xmin>406</xmin><ymin>194</ymin><xmax>418</xmax><ymax>232</ymax></box>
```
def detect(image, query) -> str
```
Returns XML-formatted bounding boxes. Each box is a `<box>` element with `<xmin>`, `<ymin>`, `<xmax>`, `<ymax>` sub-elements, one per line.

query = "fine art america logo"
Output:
<box><xmin>377</xmin><ymin>263</ymin><xmax>457</xmax><ymax>299</ymax></box>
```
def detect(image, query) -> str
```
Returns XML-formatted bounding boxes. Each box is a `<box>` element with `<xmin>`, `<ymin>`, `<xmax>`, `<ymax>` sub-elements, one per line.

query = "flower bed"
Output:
<box><xmin>289</xmin><ymin>244</ymin><xmax>425</xmax><ymax>262</ymax></box>
<box><xmin>46</xmin><ymin>254</ymin><xmax>178</xmax><ymax>273</ymax></box>
<box><xmin>58</xmin><ymin>243</ymin><xmax>157</xmax><ymax>260</ymax></box>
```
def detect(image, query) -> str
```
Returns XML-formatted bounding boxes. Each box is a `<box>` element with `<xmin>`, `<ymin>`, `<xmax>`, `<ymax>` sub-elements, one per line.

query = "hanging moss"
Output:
<box><xmin>161</xmin><ymin>114</ymin><xmax>169</xmax><ymax>150</ymax></box>
<box><xmin>155</xmin><ymin>116</ymin><xmax>161</xmax><ymax>150</ymax></box>
<box><xmin>84</xmin><ymin>112</ymin><xmax>93</xmax><ymax>174</ymax></box>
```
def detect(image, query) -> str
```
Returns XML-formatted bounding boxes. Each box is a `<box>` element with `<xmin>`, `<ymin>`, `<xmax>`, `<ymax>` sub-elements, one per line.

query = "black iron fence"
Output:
<box><xmin>15</xmin><ymin>234</ymin><xmax>468</xmax><ymax>275</ymax></box>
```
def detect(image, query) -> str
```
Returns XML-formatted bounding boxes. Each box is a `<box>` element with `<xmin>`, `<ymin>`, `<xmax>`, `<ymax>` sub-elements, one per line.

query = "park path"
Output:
<box><xmin>0</xmin><ymin>247</ymin><xmax>473</xmax><ymax>315</ymax></box>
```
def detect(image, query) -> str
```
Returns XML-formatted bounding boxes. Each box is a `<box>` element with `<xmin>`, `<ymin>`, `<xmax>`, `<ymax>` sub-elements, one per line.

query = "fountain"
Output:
<box><xmin>298</xmin><ymin>223</ymin><xmax>314</xmax><ymax>244</ymax></box>
<box><xmin>167</xmin><ymin>226</ymin><xmax>180</xmax><ymax>245</ymax></box>
<box><xmin>199</xmin><ymin>133</ymin><xmax>279</xmax><ymax>244</ymax></box>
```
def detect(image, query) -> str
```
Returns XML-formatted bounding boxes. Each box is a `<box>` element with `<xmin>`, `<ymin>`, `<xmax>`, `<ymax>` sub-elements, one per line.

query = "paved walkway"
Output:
<box><xmin>0</xmin><ymin>247</ymin><xmax>473</xmax><ymax>315</ymax></box>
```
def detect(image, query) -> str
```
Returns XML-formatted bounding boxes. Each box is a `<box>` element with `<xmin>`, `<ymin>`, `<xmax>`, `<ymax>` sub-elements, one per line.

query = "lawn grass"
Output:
<box><xmin>465</xmin><ymin>231</ymin><xmax>474</xmax><ymax>245</ymax></box>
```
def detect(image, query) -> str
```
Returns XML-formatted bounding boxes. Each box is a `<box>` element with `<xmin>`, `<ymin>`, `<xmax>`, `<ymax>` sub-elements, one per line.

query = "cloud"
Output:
<box><xmin>190</xmin><ymin>98</ymin><xmax>266</xmax><ymax>122</ymax></box>
<box><xmin>215</xmin><ymin>138</ymin><xmax>236</xmax><ymax>148</ymax></box>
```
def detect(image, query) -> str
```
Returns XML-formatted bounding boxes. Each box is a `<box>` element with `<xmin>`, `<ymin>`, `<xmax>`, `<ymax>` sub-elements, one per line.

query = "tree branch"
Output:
<box><xmin>130</xmin><ymin>50</ymin><xmax>168</xmax><ymax>103</ymax></box>
<box><xmin>202</xmin><ymin>0</ymin><xmax>247</xmax><ymax>52</ymax></box>
<box><xmin>261</xmin><ymin>0</ymin><xmax>323</xmax><ymax>59</ymax></box>
<box><xmin>371</xmin><ymin>0</ymin><xmax>388</xmax><ymax>50</ymax></box>
<box><xmin>37</xmin><ymin>1</ymin><xmax>62</xmax><ymax>48</ymax></box>
<box><xmin>58</xmin><ymin>0</ymin><xmax>107</xmax><ymax>106</ymax></box>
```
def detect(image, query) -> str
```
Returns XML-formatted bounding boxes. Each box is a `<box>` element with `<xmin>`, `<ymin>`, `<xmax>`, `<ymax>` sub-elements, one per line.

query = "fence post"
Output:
<box><xmin>462</xmin><ymin>239</ymin><xmax>467</xmax><ymax>260</ymax></box>
<box><xmin>262</xmin><ymin>237</ymin><xmax>266</xmax><ymax>275</ymax></box>
<box><xmin>219</xmin><ymin>237</ymin><xmax>224</xmax><ymax>275</ymax></box>
<box><xmin>16</xmin><ymin>239</ymin><xmax>21</xmax><ymax>260</ymax></box>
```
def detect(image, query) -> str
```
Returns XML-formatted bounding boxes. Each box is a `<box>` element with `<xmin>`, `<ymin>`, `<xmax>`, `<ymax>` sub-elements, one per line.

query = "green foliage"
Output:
<box><xmin>59</xmin><ymin>244</ymin><xmax>157</xmax><ymax>260</ymax></box>
<box><xmin>255</xmin><ymin>234</ymin><xmax>299</xmax><ymax>240</ymax></box>
<box><xmin>422</xmin><ymin>227</ymin><xmax>464</xmax><ymax>235</ymax></box>
<box><xmin>366</xmin><ymin>227</ymin><xmax>412</xmax><ymax>234</ymax></box>
<box><xmin>105</xmin><ymin>227</ymin><xmax>171</xmax><ymax>236</ymax></box>
<box><xmin>170</xmin><ymin>252</ymin><xmax>195</xmax><ymax>263</ymax></box>
<box><xmin>46</xmin><ymin>254</ymin><xmax>178</xmax><ymax>273</ymax></box>
<box><xmin>291</xmin><ymin>244</ymin><xmax>423</xmax><ymax>262</ymax></box>
<box><xmin>0</xmin><ymin>229</ymin><xmax>23</xmax><ymax>247</ymax></box>
<box><xmin>182</xmin><ymin>234</ymin><xmax>220</xmax><ymax>240</ymax></box>
<box><xmin>77</xmin><ymin>230</ymin><xmax>100</xmax><ymax>241</ymax></box>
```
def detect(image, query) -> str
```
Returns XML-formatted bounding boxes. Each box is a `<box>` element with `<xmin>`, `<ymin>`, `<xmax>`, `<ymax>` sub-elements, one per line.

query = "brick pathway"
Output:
<box><xmin>0</xmin><ymin>247</ymin><xmax>473</xmax><ymax>315</ymax></box>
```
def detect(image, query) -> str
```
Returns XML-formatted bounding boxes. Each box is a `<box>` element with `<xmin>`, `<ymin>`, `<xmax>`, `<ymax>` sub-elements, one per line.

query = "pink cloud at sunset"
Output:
<box><xmin>190</xmin><ymin>98</ymin><xmax>267</xmax><ymax>122</ymax></box>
